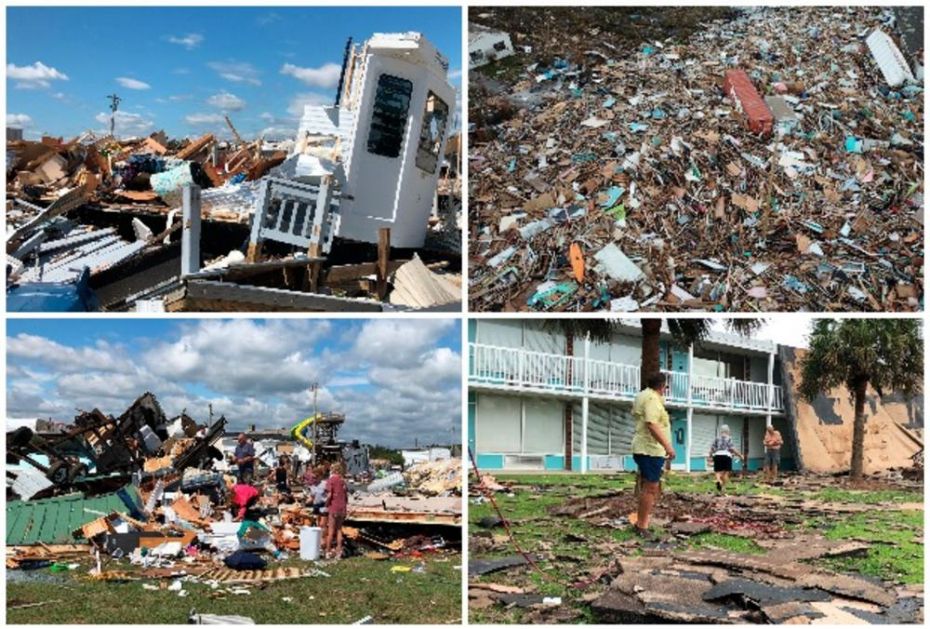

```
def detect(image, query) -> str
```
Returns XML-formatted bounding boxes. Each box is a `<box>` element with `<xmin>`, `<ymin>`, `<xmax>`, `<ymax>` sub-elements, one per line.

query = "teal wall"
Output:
<box><xmin>477</xmin><ymin>453</ymin><xmax>504</xmax><ymax>469</ymax></box>
<box><xmin>689</xmin><ymin>456</ymin><xmax>766</xmax><ymax>472</ymax></box>
<box><xmin>571</xmin><ymin>455</ymin><xmax>592</xmax><ymax>471</ymax></box>
<box><xmin>544</xmin><ymin>455</ymin><xmax>564</xmax><ymax>470</ymax></box>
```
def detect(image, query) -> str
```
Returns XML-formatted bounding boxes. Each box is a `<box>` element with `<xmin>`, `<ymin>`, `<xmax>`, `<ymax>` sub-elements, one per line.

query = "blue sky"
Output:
<box><xmin>7</xmin><ymin>318</ymin><xmax>461</xmax><ymax>448</ymax></box>
<box><xmin>7</xmin><ymin>6</ymin><xmax>461</xmax><ymax>140</ymax></box>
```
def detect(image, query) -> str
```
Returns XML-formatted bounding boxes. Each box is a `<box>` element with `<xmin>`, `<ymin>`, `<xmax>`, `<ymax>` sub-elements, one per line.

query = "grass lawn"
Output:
<box><xmin>7</xmin><ymin>554</ymin><xmax>462</xmax><ymax>624</ymax></box>
<box><xmin>470</xmin><ymin>472</ymin><xmax>923</xmax><ymax>623</ymax></box>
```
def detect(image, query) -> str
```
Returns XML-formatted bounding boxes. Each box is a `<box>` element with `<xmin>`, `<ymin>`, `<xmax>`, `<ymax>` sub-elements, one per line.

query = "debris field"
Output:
<box><xmin>468</xmin><ymin>471</ymin><xmax>923</xmax><ymax>624</ymax></box>
<box><xmin>468</xmin><ymin>7</ymin><xmax>923</xmax><ymax>312</ymax></box>
<box><xmin>7</xmin><ymin>32</ymin><xmax>462</xmax><ymax>313</ymax></box>
<box><xmin>7</xmin><ymin>393</ymin><xmax>462</xmax><ymax>624</ymax></box>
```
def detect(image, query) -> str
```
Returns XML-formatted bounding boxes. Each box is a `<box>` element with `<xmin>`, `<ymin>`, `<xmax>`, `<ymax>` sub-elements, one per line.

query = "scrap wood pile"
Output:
<box><xmin>6</xmin><ymin>131</ymin><xmax>285</xmax><ymax>275</ymax></box>
<box><xmin>6</xmin><ymin>128</ymin><xmax>462</xmax><ymax>312</ymax></box>
<box><xmin>469</xmin><ymin>6</ymin><xmax>923</xmax><ymax>312</ymax></box>
<box><xmin>403</xmin><ymin>458</ymin><xmax>463</xmax><ymax>496</ymax></box>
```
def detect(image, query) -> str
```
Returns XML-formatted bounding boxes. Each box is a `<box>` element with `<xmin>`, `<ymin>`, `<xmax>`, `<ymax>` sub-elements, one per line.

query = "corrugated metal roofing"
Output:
<box><xmin>866</xmin><ymin>29</ymin><xmax>915</xmax><ymax>88</ymax></box>
<box><xmin>6</xmin><ymin>485</ymin><xmax>144</xmax><ymax>546</ymax></box>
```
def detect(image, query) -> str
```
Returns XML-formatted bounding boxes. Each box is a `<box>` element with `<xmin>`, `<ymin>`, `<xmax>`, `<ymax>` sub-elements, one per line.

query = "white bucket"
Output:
<box><xmin>299</xmin><ymin>526</ymin><xmax>321</xmax><ymax>561</ymax></box>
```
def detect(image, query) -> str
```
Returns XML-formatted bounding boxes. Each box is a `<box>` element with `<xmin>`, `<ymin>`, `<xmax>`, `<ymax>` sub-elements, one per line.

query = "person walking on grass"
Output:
<box><xmin>707</xmin><ymin>425</ymin><xmax>743</xmax><ymax>494</ymax></box>
<box><xmin>631</xmin><ymin>372</ymin><xmax>675</xmax><ymax>538</ymax></box>
<box><xmin>323</xmin><ymin>462</ymin><xmax>348</xmax><ymax>560</ymax></box>
<box><xmin>762</xmin><ymin>425</ymin><xmax>783</xmax><ymax>483</ymax></box>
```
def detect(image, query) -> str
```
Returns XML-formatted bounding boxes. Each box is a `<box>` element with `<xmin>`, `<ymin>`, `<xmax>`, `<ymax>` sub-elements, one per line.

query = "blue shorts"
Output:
<box><xmin>634</xmin><ymin>454</ymin><xmax>665</xmax><ymax>483</ymax></box>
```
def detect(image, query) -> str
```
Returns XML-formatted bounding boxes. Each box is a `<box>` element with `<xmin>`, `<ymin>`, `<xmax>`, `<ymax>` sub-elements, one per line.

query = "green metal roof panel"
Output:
<box><xmin>6</xmin><ymin>485</ymin><xmax>144</xmax><ymax>546</ymax></box>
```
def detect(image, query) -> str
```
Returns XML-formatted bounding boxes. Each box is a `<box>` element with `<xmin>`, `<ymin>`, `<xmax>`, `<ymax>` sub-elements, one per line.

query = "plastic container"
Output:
<box><xmin>299</xmin><ymin>526</ymin><xmax>321</xmax><ymax>561</ymax></box>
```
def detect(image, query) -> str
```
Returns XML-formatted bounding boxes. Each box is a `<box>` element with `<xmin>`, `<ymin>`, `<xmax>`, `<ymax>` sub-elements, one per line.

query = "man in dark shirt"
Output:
<box><xmin>234</xmin><ymin>433</ymin><xmax>256</xmax><ymax>483</ymax></box>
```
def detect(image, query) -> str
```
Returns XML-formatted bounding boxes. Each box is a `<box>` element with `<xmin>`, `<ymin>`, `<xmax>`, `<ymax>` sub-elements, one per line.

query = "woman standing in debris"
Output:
<box><xmin>707</xmin><ymin>425</ymin><xmax>743</xmax><ymax>494</ymax></box>
<box><xmin>631</xmin><ymin>373</ymin><xmax>675</xmax><ymax>538</ymax></box>
<box><xmin>324</xmin><ymin>462</ymin><xmax>348</xmax><ymax>560</ymax></box>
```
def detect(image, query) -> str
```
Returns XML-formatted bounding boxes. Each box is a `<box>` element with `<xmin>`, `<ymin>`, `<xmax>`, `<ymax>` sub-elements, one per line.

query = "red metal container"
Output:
<box><xmin>723</xmin><ymin>69</ymin><xmax>774</xmax><ymax>137</ymax></box>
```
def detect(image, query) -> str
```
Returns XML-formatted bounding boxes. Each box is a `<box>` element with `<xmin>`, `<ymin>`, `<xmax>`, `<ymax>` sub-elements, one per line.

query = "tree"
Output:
<box><xmin>639</xmin><ymin>319</ymin><xmax>762</xmax><ymax>386</ymax></box>
<box><xmin>799</xmin><ymin>319</ymin><xmax>922</xmax><ymax>481</ymax></box>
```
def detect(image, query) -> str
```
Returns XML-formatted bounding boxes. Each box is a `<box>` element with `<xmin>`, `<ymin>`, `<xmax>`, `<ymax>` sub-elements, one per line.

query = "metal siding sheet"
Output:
<box><xmin>866</xmin><ymin>29</ymin><xmax>915</xmax><ymax>87</ymax></box>
<box><xmin>6</xmin><ymin>486</ymin><xmax>143</xmax><ymax>545</ymax></box>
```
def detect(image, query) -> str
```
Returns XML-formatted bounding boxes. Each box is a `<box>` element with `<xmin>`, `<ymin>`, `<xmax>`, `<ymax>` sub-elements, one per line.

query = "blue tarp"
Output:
<box><xmin>7</xmin><ymin>269</ymin><xmax>99</xmax><ymax>312</ymax></box>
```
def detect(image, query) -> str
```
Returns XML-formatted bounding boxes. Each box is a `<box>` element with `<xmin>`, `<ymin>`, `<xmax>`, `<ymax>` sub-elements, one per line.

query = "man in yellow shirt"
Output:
<box><xmin>631</xmin><ymin>373</ymin><xmax>675</xmax><ymax>537</ymax></box>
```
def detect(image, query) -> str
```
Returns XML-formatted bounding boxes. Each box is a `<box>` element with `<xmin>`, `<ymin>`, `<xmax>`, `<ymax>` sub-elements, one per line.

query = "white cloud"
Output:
<box><xmin>208</xmin><ymin>61</ymin><xmax>261</xmax><ymax>86</ymax></box>
<box><xmin>259</xmin><ymin>111</ymin><xmax>275</xmax><ymax>122</ymax></box>
<box><xmin>280</xmin><ymin>62</ymin><xmax>342</xmax><ymax>89</ymax></box>
<box><xmin>448</xmin><ymin>67</ymin><xmax>462</xmax><ymax>81</ymax></box>
<box><xmin>8</xmin><ymin>334</ymin><xmax>132</xmax><ymax>373</ymax></box>
<box><xmin>168</xmin><ymin>94</ymin><xmax>192</xmax><ymax>102</ymax></box>
<box><xmin>206</xmin><ymin>91</ymin><xmax>246</xmax><ymax>111</ymax></box>
<box><xmin>184</xmin><ymin>113</ymin><xmax>225</xmax><ymax>126</ymax></box>
<box><xmin>7</xmin><ymin>320</ymin><xmax>461</xmax><ymax>447</ymax></box>
<box><xmin>286</xmin><ymin>92</ymin><xmax>331</xmax><ymax>117</ymax></box>
<box><xmin>116</xmin><ymin>77</ymin><xmax>151</xmax><ymax>90</ymax></box>
<box><xmin>8</xmin><ymin>61</ymin><xmax>68</xmax><ymax>89</ymax></box>
<box><xmin>93</xmin><ymin>111</ymin><xmax>155</xmax><ymax>137</ymax></box>
<box><xmin>7</xmin><ymin>113</ymin><xmax>32</xmax><ymax>127</ymax></box>
<box><xmin>167</xmin><ymin>33</ymin><xmax>204</xmax><ymax>50</ymax></box>
<box><xmin>260</xmin><ymin>126</ymin><xmax>296</xmax><ymax>140</ymax></box>
<box><xmin>143</xmin><ymin>319</ymin><xmax>332</xmax><ymax>396</ymax></box>
<box><xmin>352</xmin><ymin>319</ymin><xmax>456</xmax><ymax>367</ymax></box>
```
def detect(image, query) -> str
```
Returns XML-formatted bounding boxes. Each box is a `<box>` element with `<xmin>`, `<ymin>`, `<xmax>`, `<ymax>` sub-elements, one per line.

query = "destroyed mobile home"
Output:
<box><xmin>6</xmin><ymin>392</ymin><xmax>463</xmax><ymax>615</ymax></box>
<box><xmin>6</xmin><ymin>32</ymin><xmax>462</xmax><ymax>312</ymax></box>
<box><xmin>468</xmin><ymin>7</ymin><xmax>923</xmax><ymax>312</ymax></box>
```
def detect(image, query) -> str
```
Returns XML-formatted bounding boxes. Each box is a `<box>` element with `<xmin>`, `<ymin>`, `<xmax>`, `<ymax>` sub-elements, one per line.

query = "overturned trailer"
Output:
<box><xmin>7</xmin><ymin>393</ymin><xmax>227</xmax><ymax>500</ymax></box>
<box><xmin>6</xmin><ymin>32</ymin><xmax>461</xmax><ymax>313</ymax></box>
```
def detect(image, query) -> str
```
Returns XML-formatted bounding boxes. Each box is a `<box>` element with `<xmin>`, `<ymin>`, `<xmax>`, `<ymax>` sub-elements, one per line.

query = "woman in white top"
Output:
<box><xmin>707</xmin><ymin>425</ymin><xmax>743</xmax><ymax>494</ymax></box>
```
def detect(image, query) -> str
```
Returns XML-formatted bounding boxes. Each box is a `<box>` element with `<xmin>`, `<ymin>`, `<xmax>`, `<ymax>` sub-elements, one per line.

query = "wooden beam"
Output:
<box><xmin>376</xmin><ymin>227</ymin><xmax>391</xmax><ymax>300</ymax></box>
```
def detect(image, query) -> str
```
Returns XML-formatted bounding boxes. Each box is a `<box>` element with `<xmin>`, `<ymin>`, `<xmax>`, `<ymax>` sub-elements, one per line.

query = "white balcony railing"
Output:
<box><xmin>469</xmin><ymin>342</ymin><xmax>785</xmax><ymax>414</ymax></box>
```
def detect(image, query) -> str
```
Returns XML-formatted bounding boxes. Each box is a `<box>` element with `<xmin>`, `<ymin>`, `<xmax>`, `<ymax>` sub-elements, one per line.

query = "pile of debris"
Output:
<box><xmin>6</xmin><ymin>393</ymin><xmax>462</xmax><ymax>604</ymax></box>
<box><xmin>7</xmin><ymin>32</ymin><xmax>461</xmax><ymax>312</ymax></box>
<box><xmin>468</xmin><ymin>471</ymin><xmax>923</xmax><ymax>623</ymax></box>
<box><xmin>469</xmin><ymin>7</ymin><xmax>923</xmax><ymax>311</ymax></box>
<box><xmin>589</xmin><ymin>544</ymin><xmax>922</xmax><ymax>624</ymax></box>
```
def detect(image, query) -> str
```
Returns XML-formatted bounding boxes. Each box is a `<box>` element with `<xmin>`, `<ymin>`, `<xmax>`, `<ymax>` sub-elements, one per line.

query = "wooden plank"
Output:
<box><xmin>376</xmin><ymin>227</ymin><xmax>391</xmax><ymax>300</ymax></box>
<box><xmin>183</xmin><ymin>280</ymin><xmax>384</xmax><ymax>312</ymax></box>
<box><xmin>324</xmin><ymin>260</ymin><xmax>407</xmax><ymax>284</ymax></box>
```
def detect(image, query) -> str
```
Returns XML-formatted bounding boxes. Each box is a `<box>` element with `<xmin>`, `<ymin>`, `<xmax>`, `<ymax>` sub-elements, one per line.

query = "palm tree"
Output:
<box><xmin>799</xmin><ymin>319</ymin><xmax>922</xmax><ymax>482</ymax></box>
<box><xmin>640</xmin><ymin>319</ymin><xmax>762</xmax><ymax>385</ymax></box>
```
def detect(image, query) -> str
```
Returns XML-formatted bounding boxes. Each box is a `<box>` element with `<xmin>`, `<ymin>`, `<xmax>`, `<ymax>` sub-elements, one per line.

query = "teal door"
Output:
<box><xmin>671</xmin><ymin>412</ymin><xmax>687</xmax><ymax>467</ymax></box>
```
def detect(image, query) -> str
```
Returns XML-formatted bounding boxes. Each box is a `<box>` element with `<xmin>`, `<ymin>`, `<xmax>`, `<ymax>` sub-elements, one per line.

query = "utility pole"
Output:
<box><xmin>106</xmin><ymin>93</ymin><xmax>121</xmax><ymax>137</ymax></box>
<box><xmin>309</xmin><ymin>382</ymin><xmax>319</xmax><ymax>464</ymax></box>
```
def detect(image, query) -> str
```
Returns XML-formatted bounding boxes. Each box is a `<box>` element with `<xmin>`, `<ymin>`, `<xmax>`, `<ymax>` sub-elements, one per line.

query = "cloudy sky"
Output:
<box><xmin>7</xmin><ymin>318</ymin><xmax>461</xmax><ymax>448</ymax></box>
<box><xmin>7</xmin><ymin>6</ymin><xmax>461</xmax><ymax>140</ymax></box>
<box><xmin>712</xmin><ymin>316</ymin><xmax>812</xmax><ymax>349</ymax></box>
